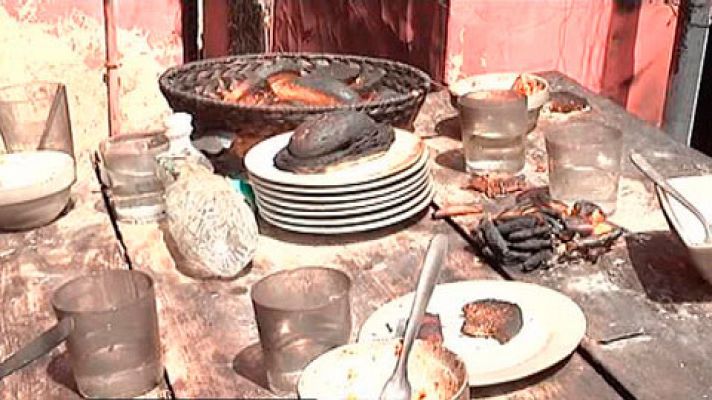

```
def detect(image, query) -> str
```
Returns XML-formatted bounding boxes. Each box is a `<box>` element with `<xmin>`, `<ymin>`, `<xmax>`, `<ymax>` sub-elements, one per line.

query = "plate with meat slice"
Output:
<box><xmin>358</xmin><ymin>280</ymin><xmax>586</xmax><ymax>386</ymax></box>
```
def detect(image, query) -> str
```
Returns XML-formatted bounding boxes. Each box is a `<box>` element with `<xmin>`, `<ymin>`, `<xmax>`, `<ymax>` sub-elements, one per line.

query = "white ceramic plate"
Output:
<box><xmin>248</xmin><ymin>149</ymin><xmax>429</xmax><ymax>194</ymax></box>
<box><xmin>258</xmin><ymin>181</ymin><xmax>432</xmax><ymax>227</ymax></box>
<box><xmin>252</xmin><ymin>165</ymin><xmax>430</xmax><ymax>206</ymax></box>
<box><xmin>256</xmin><ymin>178</ymin><xmax>429</xmax><ymax>218</ymax></box>
<box><xmin>244</xmin><ymin>129</ymin><xmax>424</xmax><ymax>187</ymax></box>
<box><xmin>359</xmin><ymin>280</ymin><xmax>586</xmax><ymax>386</ymax></box>
<box><xmin>259</xmin><ymin>187</ymin><xmax>434</xmax><ymax>234</ymax></box>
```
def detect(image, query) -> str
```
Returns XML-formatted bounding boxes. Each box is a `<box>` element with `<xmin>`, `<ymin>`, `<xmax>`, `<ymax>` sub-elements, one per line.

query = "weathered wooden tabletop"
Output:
<box><xmin>2</xmin><ymin>72</ymin><xmax>711</xmax><ymax>399</ymax></box>
<box><xmin>0</xmin><ymin>157</ymin><xmax>170</xmax><ymax>399</ymax></box>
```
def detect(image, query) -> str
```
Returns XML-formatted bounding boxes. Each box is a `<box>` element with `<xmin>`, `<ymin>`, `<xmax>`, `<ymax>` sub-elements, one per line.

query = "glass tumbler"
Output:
<box><xmin>0</xmin><ymin>81</ymin><xmax>74</xmax><ymax>156</ymax></box>
<box><xmin>251</xmin><ymin>267</ymin><xmax>352</xmax><ymax>394</ymax></box>
<box><xmin>51</xmin><ymin>270</ymin><xmax>163</xmax><ymax>399</ymax></box>
<box><xmin>545</xmin><ymin>121</ymin><xmax>623</xmax><ymax>214</ymax></box>
<box><xmin>458</xmin><ymin>90</ymin><xmax>528</xmax><ymax>173</ymax></box>
<box><xmin>99</xmin><ymin>133</ymin><xmax>169</xmax><ymax>223</ymax></box>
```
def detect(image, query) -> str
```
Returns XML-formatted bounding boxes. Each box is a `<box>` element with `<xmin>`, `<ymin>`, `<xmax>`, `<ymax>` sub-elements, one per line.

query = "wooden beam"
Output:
<box><xmin>102</xmin><ymin>0</ymin><xmax>121</xmax><ymax>137</ymax></box>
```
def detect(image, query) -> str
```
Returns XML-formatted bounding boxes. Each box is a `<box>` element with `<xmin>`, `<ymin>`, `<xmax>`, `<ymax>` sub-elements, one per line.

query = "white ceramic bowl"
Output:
<box><xmin>0</xmin><ymin>150</ymin><xmax>75</xmax><ymax>230</ymax></box>
<box><xmin>656</xmin><ymin>174</ymin><xmax>712</xmax><ymax>285</ymax></box>
<box><xmin>449</xmin><ymin>72</ymin><xmax>550</xmax><ymax>132</ymax></box>
<box><xmin>298</xmin><ymin>339</ymin><xmax>468</xmax><ymax>400</ymax></box>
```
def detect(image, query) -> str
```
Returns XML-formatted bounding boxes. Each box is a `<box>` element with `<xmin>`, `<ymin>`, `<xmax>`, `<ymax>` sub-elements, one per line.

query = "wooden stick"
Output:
<box><xmin>103</xmin><ymin>0</ymin><xmax>121</xmax><ymax>137</ymax></box>
<box><xmin>432</xmin><ymin>204</ymin><xmax>484</xmax><ymax>219</ymax></box>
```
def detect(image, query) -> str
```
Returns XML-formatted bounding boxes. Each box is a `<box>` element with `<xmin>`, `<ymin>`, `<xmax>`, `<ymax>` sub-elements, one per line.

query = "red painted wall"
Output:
<box><xmin>269</xmin><ymin>0</ymin><xmax>678</xmax><ymax>126</ymax></box>
<box><xmin>1</xmin><ymin>0</ymin><xmax>183</xmax><ymax>153</ymax></box>
<box><xmin>445</xmin><ymin>0</ymin><xmax>678</xmax><ymax>125</ymax></box>
<box><xmin>272</xmin><ymin>0</ymin><xmax>448</xmax><ymax>82</ymax></box>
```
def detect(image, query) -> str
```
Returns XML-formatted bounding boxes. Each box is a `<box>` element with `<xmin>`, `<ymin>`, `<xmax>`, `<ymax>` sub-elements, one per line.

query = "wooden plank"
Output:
<box><xmin>427</xmin><ymin>72</ymin><xmax>712</xmax><ymax>399</ymax></box>
<box><xmin>0</xmin><ymin>158</ymin><xmax>126</xmax><ymax>399</ymax></box>
<box><xmin>118</xmin><ymin>189</ymin><xmax>618</xmax><ymax>395</ymax></box>
<box><xmin>117</xmin><ymin>220</ymin><xmax>274</xmax><ymax>399</ymax></box>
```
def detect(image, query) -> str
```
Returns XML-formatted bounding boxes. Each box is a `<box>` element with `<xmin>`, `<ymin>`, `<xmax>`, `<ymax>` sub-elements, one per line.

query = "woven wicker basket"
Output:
<box><xmin>158</xmin><ymin>53</ymin><xmax>432</xmax><ymax>132</ymax></box>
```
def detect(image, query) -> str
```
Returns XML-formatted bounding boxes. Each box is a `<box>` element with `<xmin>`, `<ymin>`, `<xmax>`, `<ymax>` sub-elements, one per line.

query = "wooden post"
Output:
<box><xmin>663</xmin><ymin>0</ymin><xmax>711</xmax><ymax>145</ymax></box>
<box><xmin>203</xmin><ymin>0</ymin><xmax>230</xmax><ymax>57</ymax></box>
<box><xmin>103</xmin><ymin>0</ymin><xmax>121</xmax><ymax>137</ymax></box>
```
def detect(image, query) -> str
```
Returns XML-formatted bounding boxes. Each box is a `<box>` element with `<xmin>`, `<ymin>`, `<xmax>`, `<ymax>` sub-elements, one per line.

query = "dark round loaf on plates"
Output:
<box><xmin>274</xmin><ymin>111</ymin><xmax>395</xmax><ymax>174</ymax></box>
<box><xmin>288</xmin><ymin>111</ymin><xmax>376</xmax><ymax>157</ymax></box>
<box><xmin>158</xmin><ymin>53</ymin><xmax>431</xmax><ymax>133</ymax></box>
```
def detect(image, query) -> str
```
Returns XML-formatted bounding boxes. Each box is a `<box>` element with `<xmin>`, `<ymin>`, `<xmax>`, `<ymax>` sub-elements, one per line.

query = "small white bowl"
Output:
<box><xmin>449</xmin><ymin>72</ymin><xmax>550</xmax><ymax>132</ymax></box>
<box><xmin>656</xmin><ymin>174</ymin><xmax>712</xmax><ymax>284</ymax></box>
<box><xmin>298</xmin><ymin>339</ymin><xmax>469</xmax><ymax>400</ymax></box>
<box><xmin>0</xmin><ymin>150</ymin><xmax>75</xmax><ymax>230</ymax></box>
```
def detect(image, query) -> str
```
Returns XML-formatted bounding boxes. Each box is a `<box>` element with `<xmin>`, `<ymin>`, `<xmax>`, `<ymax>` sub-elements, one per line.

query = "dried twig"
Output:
<box><xmin>433</xmin><ymin>204</ymin><xmax>484</xmax><ymax>219</ymax></box>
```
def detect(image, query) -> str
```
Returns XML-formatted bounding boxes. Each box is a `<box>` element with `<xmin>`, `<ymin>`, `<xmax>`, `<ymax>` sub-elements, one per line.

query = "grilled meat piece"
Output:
<box><xmin>461</xmin><ymin>299</ymin><xmax>523</xmax><ymax>344</ymax></box>
<box><xmin>269</xmin><ymin>76</ymin><xmax>344</xmax><ymax>106</ymax></box>
<box><xmin>549</xmin><ymin>91</ymin><xmax>590</xmax><ymax>113</ymax></box>
<box><xmin>418</xmin><ymin>313</ymin><xmax>444</xmax><ymax>344</ymax></box>
<box><xmin>292</xmin><ymin>76</ymin><xmax>360</xmax><ymax>104</ymax></box>
<box><xmin>220</xmin><ymin>60</ymin><xmax>303</xmax><ymax>103</ymax></box>
<box><xmin>463</xmin><ymin>174</ymin><xmax>528</xmax><ymax>198</ymax></box>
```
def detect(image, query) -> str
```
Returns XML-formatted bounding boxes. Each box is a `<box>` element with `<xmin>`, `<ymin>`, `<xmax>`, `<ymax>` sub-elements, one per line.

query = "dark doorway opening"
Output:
<box><xmin>690</xmin><ymin>35</ymin><xmax>712</xmax><ymax>155</ymax></box>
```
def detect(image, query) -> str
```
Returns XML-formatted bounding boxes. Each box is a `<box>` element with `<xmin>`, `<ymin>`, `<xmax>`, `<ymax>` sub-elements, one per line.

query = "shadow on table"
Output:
<box><xmin>435</xmin><ymin>149</ymin><xmax>466</xmax><ymax>173</ymax></box>
<box><xmin>256</xmin><ymin>208</ymin><xmax>429</xmax><ymax>246</ymax></box>
<box><xmin>0</xmin><ymin>198</ymin><xmax>75</xmax><ymax>234</ymax></box>
<box><xmin>232</xmin><ymin>342</ymin><xmax>269</xmax><ymax>390</ymax></box>
<box><xmin>625</xmin><ymin>231</ymin><xmax>712</xmax><ymax>303</ymax></box>
<box><xmin>47</xmin><ymin>350</ymin><xmax>78</xmax><ymax>393</ymax></box>
<box><xmin>434</xmin><ymin>116</ymin><xmax>460</xmax><ymax>141</ymax></box>
<box><xmin>472</xmin><ymin>354</ymin><xmax>570</xmax><ymax>398</ymax></box>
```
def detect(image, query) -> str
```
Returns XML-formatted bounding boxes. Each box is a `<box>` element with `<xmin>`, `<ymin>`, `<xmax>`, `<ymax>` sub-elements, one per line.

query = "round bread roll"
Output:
<box><xmin>288</xmin><ymin>111</ymin><xmax>376</xmax><ymax>157</ymax></box>
<box><xmin>275</xmin><ymin>111</ymin><xmax>395</xmax><ymax>174</ymax></box>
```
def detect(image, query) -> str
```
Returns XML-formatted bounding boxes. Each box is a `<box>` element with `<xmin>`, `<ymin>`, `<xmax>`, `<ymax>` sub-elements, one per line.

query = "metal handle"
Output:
<box><xmin>0</xmin><ymin>317</ymin><xmax>73</xmax><ymax>380</ymax></box>
<box><xmin>630</xmin><ymin>152</ymin><xmax>712</xmax><ymax>242</ymax></box>
<box><xmin>396</xmin><ymin>234</ymin><xmax>449</xmax><ymax>378</ymax></box>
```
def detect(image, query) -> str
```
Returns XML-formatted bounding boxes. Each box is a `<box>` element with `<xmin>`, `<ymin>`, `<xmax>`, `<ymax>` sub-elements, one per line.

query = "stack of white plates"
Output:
<box><xmin>244</xmin><ymin>129</ymin><xmax>433</xmax><ymax>234</ymax></box>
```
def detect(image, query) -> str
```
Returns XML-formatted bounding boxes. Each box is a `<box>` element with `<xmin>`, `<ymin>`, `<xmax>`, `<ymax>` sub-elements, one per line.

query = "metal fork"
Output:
<box><xmin>379</xmin><ymin>234</ymin><xmax>448</xmax><ymax>400</ymax></box>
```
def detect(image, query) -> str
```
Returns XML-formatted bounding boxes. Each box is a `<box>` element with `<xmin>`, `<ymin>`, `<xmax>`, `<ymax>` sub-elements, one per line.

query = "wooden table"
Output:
<box><xmin>0</xmin><ymin>158</ymin><xmax>172</xmax><ymax>399</ymax></box>
<box><xmin>2</xmin><ymin>72</ymin><xmax>711</xmax><ymax>399</ymax></box>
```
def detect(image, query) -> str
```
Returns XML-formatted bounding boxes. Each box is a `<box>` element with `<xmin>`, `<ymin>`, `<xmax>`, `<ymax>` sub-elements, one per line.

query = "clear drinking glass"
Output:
<box><xmin>99</xmin><ymin>133</ymin><xmax>169</xmax><ymax>223</ymax></box>
<box><xmin>51</xmin><ymin>270</ymin><xmax>163</xmax><ymax>398</ymax></box>
<box><xmin>251</xmin><ymin>267</ymin><xmax>352</xmax><ymax>395</ymax></box>
<box><xmin>0</xmin><ymin>81</ymin><xmax>74</xmax><ymax>157</ymax></box>
<box><xmin>458</xmin><ymin>90</ymin><xmax>528</xmax><ymax>173</ymax></box>
<box><xmin>545</xmin><ymin>121</ymin><xmax>623</xmax><ymax>214</ymax></box>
